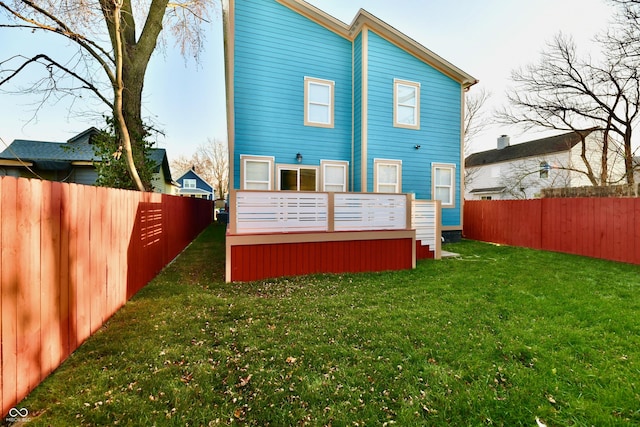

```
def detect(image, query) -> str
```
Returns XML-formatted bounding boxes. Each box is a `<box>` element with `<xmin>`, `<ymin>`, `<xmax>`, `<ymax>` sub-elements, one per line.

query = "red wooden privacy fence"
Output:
<box><xmin>1</xmin><ymin>176</ymin><xmax>212</xmax><ymax>417</ymax></box>
<box><xmin>464</xmin><ymin>199</ymin><xmax>640</xmax><ymax>265</ymax></box>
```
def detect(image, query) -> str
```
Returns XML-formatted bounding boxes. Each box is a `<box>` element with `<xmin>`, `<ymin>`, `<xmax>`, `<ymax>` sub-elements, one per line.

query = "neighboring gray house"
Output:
<box><xmin>465</xmin><ymin>130</ymin><xmax>626</xmax><ymax>200</ymax></box>
<box><xmin>0</xmin><ymin>128</ymin><xmax>177</xmax><ymax>194</ymax></box>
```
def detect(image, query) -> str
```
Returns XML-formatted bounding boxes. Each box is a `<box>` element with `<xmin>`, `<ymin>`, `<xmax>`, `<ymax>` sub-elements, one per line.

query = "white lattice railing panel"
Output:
<box><xmin>235</xmin><ymin>191</ymin><xmax>329</xmax><ymax>233</ymax></box>
<box><xmin>334</xmin><ymin>193</ymin><xmax>407</xmax><ymax>231</ymax></box>
<box><xmin>412</xmin><ymin>200</ymin><xmax>439</xmax><ymax>247</ymax></box>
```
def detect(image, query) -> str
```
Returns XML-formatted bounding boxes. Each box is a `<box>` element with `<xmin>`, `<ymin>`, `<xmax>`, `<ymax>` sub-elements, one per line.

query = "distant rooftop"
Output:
<box><xmin>465</xmin><ymin>130</ymin><xmax>596</xmax><ymax>167</ymax></box>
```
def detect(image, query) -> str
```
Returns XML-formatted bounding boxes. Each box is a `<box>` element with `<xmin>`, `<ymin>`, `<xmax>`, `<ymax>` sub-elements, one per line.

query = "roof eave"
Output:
<box><xmin>277</xmin><ymin>0</ymin><xmax>478</xmax><ymax>87</ymax></box>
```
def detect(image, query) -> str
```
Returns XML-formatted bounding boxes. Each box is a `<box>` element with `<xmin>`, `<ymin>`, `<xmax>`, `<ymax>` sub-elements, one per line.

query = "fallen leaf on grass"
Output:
<box><xmin>180</xmin><ymin>372</ymin><xmax>194</xmax><ymax>384</ymax></box>
<box><xmin>238</xmin><ymin>374</ymin><xmax>252</xmax><ymax>388</ymax></box>
<box><xmin>536</xmin><ymin>417</ymin><xmax>548</xmax><ymax>427</ymax></box>
<box><xmin>286</xmin><ymin>356</ymin><xmax>297</xmax><ymax>365</ymax></box>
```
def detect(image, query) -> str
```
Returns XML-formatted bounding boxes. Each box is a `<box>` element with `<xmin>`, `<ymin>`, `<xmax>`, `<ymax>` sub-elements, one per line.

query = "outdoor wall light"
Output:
<box><xmin>296</xmin><ymin>152</ymin><xmax>303</xmax><ymax>163</ymax></box>
<box><xmin>415</xmin><ymin>144</ymin><xmax>421</xmax><ymax>150</ymax></box>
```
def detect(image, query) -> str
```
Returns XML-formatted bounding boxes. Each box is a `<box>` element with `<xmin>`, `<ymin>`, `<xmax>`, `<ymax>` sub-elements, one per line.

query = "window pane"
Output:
<box><xmin>246</xmin><ymin>161</ymin><xmax>269</xmax><ymax>181</ymax></box>
<box><xmin>379</xmin><ymin>164</ymin><xmax>398</xmax><ymax>184</ymax></box>
<box><xmin>300</xmin><ymin>169</ymin><xmax>316</xmax><ymax>191</ymax></box>
<box><xmin>397</xmin><ymin>105</ymin><xmax>416</xmax><ymax>125</ymax></box>
<box><xmin>308</xmin><ymin>104</ymin><xmax>330</xmax><ymax>123</ymax></box>
<box><xmin>325</xmin><ymin>184</ymin><xmax>344</xmax><ymax>192</ymax></box>
<box><xmin>280</xmin><ymin>169</ymin><xmax>297</xmax><ymax>191</ymax></box>
<box><xmin>435</xmin><ymin>168</ymin><xmax>452</xmax><ymax>186</ymax></box>
<box><xmin>324</xmin><ymin>165</ymin><xmax>343</xmax><ymax>184</ymax></box>
<box><xmin>436</xmin><ymin>187</ymin><xmax>451</xmax><ymax>204</ymax></box>
<box><xmin>184</xmin><ymin>179</ymin><xmax>196</xmax><ymax>189</ymax></box>
<box><xmin>379</xmin><ymin>184</ymin><xmax>397</xmax><ymax>193</ymax></box>
<box><xmin>309</xmin><ymin>82</ymin><xmax>330</xmax><ymax>104</ymax></box>
<box><xmin>540</xmin><ymin>162</ymin><xmax>550</xmax><ymax>179</ymax></box>
<box><xmin>246</xmin><ymin>182</ymin><xmax>269</xmax><ymax>190</ymax></box>
<box><xmin>397</xmin><ymin>85</ymin><xmax>416</xmax><ymax>106</ymax></box>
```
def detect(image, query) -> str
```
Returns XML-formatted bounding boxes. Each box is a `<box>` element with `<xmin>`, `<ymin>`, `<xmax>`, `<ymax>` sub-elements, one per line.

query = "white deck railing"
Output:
<box><xmin>333</xmin><ymin>193</ymin><xmax>407</xmax><ymax>231</ymax></box>
<box><xmin>231</xmin><ymin>191</ymin><xmax>441</xmax><ymax>252</ymax></box>
<box><xmin>412</xmin><ymin>199</ymin><xmax>441</xmax><ymax>249</ymax></box>
<box><xmin>231</xmin><ymin>190</ymin><xmax>410</xmax><ymax>234</ymax></box>
<box><xmin>234</xmin><ymin>191</ymin><xmax>329</xmax><ymax>233</ymax></box>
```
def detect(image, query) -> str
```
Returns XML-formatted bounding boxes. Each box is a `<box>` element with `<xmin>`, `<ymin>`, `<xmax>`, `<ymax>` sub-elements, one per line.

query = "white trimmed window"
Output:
<box><xmin>432</xmin><ymin>163</ymin><xmax>456</xmax><ymax>207</ymax></box>
<box><xmin>304</xmin><ymin>77</ymin><xmax>334</xmax><ymax>128</ymax></box>
<box><xmin>183</xmin><ymin>179</ymin><xmax>196</xmax><ymax>189</ymax></box>
<box><xmin>241</xmin><ymin>155</ymin><xmax>274</xmax><ymax>190</ymax></box>
<box><xmin>321</xmin><ymin>160</ymin><xmax>348</xmax><ymax>192</ymax></box>
<box><xmin>374</xmin><ymin>159</ymin><xmax>402</xmax><ymax>193</ymax></box>
<box><xmin>394</xmin><ymin>79</ymin><xmax>420</xmax><ymax>129</ymax></box>
<box><xmin>278</xmin><ymin>165</ymin><xmax>318</xmax><ymax>191</ymax></box>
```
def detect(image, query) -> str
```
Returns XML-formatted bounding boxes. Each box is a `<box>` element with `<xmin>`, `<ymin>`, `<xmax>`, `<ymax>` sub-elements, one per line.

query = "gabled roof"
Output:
<box><xmin>465</xmin><ymin>130</ymin><xmax>596</xmax><ymax>167</ymax></box>
<box><xmin>275</xmin><ymin>0</ymin><xmax>478</xmax><ymax>88</ymax></box>
<box><xmin>0</xmin><ymin>128</ymin><xmax>174</xmax><ymax>183</ymax></box>
<box><xmin>175</xmin><ymin>168</ymin><xmax>214</xmax><ymax>189</ymax></box>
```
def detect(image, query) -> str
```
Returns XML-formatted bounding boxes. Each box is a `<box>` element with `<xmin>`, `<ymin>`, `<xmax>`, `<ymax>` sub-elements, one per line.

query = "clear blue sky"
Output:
<box><xmin>0</xmin><ymin>0</ymin><xmax>618</xmax><ymax>162</ymax></box>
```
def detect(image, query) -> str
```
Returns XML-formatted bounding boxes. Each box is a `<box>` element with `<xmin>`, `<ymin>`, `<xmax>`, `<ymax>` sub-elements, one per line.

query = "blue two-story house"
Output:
<box><xmin>223</xmin><ymin>0</ymin><xmax>477</xmax><ymax>243</ymax></box>
<box><xmin>225</xmin><ymin>0</ymin><xmax>477</xmax><ymax>241</ymax></box>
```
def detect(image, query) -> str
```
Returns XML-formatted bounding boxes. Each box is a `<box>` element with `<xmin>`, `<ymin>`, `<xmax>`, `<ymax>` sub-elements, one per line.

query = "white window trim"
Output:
<box><xmin>304</xmin><ymin>77</ymin><xmax>335</xmax><ymax>128</ymax></box>
<box><xmin>432</xmin><ymin>163</ymin><xmax>456</xmax><ymax>208</ymax></box>
<box><xmin>320</xmin><ymin>160</ymin><xmax>349</xmax><ymax>192</ymax></box>
<box><xmin>183</xmin><ymin>179</ymin><xmax>196</xmax><ymax>189</ymax></box>
<box><xmin>393</xmin><ymin>79</ymin><xmax>420</xmax><ymax>130</ymax></box>
<box><xmin>374</xmin><ymin>158</ymin><xmax>402</xmax><ymax>193</ymax></box>
<box><xmin>240</xmin><ymin>155</ymin><xmax>275</xmax><ymax>190</ymax></box>
<box><xmin>276</xmin><ymin>164</ymin><xmax>320</xmax><ymax>191</ymax></box>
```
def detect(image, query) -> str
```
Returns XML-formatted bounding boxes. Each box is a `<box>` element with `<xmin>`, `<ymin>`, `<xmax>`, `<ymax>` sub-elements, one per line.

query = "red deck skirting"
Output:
<box><xmin>415</xmin><ymin>242</ymin><xmax>435</xmax><ymax>260</ymax></box>
<box><xmin>227</xmin><ymin>231</ymin><xmax>415</xmax><ymax>282</ymax></box>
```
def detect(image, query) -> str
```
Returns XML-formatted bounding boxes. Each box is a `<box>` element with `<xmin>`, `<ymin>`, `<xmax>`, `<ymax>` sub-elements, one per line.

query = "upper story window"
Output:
<box><xmin>183</xmin><ymin>179</ymin><xmax>196</xmax><ymax>189</ymax></box>
<box><xmin>304</xmin><ymin>77</ymin><xmax>334</xmax><ymax>128</ymax></box>
<box><xmin>241</xmin><ymin>155</ymin><xmax>274</xmax><ymax>190</ymax></box>
<box><xmin>394</xmin><ymin>79</ymin><xmax>420</xmax><ymax>130</ymax></box>
<box><xmin>374</xmin><ymin>159</ymin><xmax>402</xmax><ymax>193</ymax></box>
<box><xmin>540</xmin><ymin>161</ymin><xmax>550</xmax><ymax>179</ymax></box>
<box><xmin>432</xmin><ymin>163</ymin><xmax>456</xmax><ymax>208</ymax></box>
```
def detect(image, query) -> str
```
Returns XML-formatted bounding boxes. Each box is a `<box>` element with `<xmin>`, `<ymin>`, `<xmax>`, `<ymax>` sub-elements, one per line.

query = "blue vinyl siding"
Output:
<box><xmin>233</xmin><ymin>0</ymin><xmax>352</xmax><ymax>189</ymax></box>
<box><xmin>365</xmin><ymin>32</ymin><xmax>462</xmax><ymax>226</ymax></box>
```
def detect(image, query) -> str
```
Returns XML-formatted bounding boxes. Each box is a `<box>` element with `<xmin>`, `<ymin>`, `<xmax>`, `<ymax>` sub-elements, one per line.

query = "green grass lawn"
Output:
<box><xmin>16</xmin><ymin>224</ymin><xmax>640</xmax><ymax>426</ymax></box>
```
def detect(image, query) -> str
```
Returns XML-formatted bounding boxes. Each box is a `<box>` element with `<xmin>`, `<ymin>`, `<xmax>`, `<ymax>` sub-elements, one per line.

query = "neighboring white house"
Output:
<box><xmin>465</xmin><ymin>130</ymin><xmax>627</xmax><ymax>200</ymax></box>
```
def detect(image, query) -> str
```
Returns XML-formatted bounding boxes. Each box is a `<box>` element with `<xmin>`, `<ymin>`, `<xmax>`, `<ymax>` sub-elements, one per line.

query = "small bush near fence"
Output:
<box><xmin>0</xmin><ymin>176</ymin><xmax>212</xmax><ymax>418</ymax></box>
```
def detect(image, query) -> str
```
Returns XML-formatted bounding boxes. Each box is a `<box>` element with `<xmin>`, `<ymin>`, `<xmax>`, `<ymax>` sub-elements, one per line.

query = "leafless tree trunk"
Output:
<box><xmin>0</xmin><ymin>0</ymin><xmax>212</xmax><ymax>191</ymax></box>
